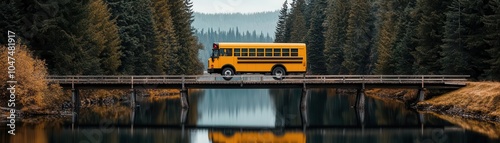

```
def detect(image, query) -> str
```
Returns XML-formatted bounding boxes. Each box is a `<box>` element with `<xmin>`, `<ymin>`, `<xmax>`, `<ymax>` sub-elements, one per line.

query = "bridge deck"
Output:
<box><xmin>47</xmin><ymin>75</ymin><xmax>469</xmax><ymax>89</ymax></box>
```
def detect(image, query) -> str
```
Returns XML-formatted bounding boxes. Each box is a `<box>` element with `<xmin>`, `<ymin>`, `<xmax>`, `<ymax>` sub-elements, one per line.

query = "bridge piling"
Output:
<box><xmin>130</xmin><ymin>89</ymin><xmax>136</xmax><ymax>108</ymax></box>
<box><xmin>300</xmin><ymin>89</ymin><xmax>309</xmax><ymax>127</ymax></box>
<box><xmin>180</xmin><ymin>109</ymin><xmax>188</xmax><ymax>124</ymax></box>
<box><xmin>71</xmin><ymin>107</ymin><xmax>79</xmax><ymax>131</ymax></box>
<box><xmin>418</xmin><ymin>88</ymin><xmax>426</xmax><ymax>102</ymax></box>
<box><xmin>71</xmin><ymin>88</ymin><xmax>80</xmax><ymax>109</ymax></box>
<box><xmin>180</xmin><ymin>89</ymin><xmax>189</xmax><ymax>109</ymax></box>
<box><xmin>355</xmin><ymin>85</ymin><xmax>366</xmax><ymax>110</ymax></box>
<box><xmin>356</xmin><ymin>107</ymin><xmax>365</xmax><ymax>126</ymax></box>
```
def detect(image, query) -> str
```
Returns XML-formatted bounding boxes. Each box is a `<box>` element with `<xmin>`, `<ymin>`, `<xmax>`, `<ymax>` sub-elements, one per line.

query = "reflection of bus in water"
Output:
<box><xmin>209</xmin><ymin>130</ymin><xmax>306</xmax><ymax>143</ymax></box>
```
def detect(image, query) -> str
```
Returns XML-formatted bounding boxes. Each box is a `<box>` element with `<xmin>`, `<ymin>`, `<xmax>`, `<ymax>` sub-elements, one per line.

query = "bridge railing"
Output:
<box><xmin>47</xmin><ymin>75</ymin><xmax>469</xmax><ymax>84</ymax></box>
<box><xmin>296</xmin><ymin>75</ymin><xmax>469</xmax><ymax>83</ymax></box>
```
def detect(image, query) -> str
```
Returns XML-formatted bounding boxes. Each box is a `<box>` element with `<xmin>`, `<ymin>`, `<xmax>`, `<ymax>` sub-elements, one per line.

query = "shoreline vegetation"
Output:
<box><xmin>417</xmin><ymin>82</ymin><xmax>500</xmax><ymax>122</ymax></box>
<box><xmin>0</xmin><ymin>45</ymin><xmax>183</xmax><ymax>118</ymax></box>
<box><xmin>366</xmin><ymin>82</ymin><xmax>500</xmax><ymax>123</ymax></box>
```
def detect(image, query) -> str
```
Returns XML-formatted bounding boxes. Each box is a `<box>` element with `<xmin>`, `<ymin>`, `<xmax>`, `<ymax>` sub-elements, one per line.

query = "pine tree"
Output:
<box><xmin>374</xmin><ymin>0</ymin><xmax>399</xmax><ymax>75</ymax></box>
<box><xmin>324</xmin><ymin>0</ymin><xmax>350</xmax><ymax>74</ymax></box>
<box><xmin>412</xmin><ymin>0</ymin><xmax>451</xmax><ymax>75</ymax></box>
<box><xmin>83</xmin><ymin>0</ymin><xmax>122</xmax><ymax>75</ymax></box>
<box><xmin>460</xmin><ymin>0</ymin><xmax>490</xmax><ymax>79</ymax></box>
<box><xmin>168</xmin><ymin>0</ymin><xmax>203</xmax><ymax>75</ymax></box>
<box><xmin>289</xmin><ymin>0</ymin><xmax>307</xmax><ymax>43</ymax></box>
<box><xmin>106</xmin><ymin>0</ymin><xmax>157</xmax><ymax>75</ymax></box>
<box><xmin>439</xmin><ymin>0</ymin><xmax>468</xmax><ymax>75</ymax></box>
<box><xmin>275</xmin><ymin>0</ymin><xmax>288</xmax><ymax>43</ymax></box>
<box><xmin>392</xmin><ymin>0</ymin><xmax>417</xmax><ymax>75</ymax></box>
<box><xmin>483</xmin><ymin>0</ymin><xmax>500</xmax><ymax>80</ymax></box>
<box><xmin>342</xmin><ymin>0</ymin><xmax>372</xmax><ymax>75</ymax></box>
<box><xmin>150</xmin><ymin>0</ymin><xmax>180</xmax><ymax>75</ymax></box>
<box><xmin>306</xmin><ymin>0</ymin><xmax>327</xmax><ymax>74</ymax></box>
<box><xmin>0</xmin><ymin>0</ymin><xmax>22</xmax><ymax>44</ymax></box>
<box><xmin>34</xmin><ymin>1</ymin><xmax>100</xmax><ymax>75</ymax></box>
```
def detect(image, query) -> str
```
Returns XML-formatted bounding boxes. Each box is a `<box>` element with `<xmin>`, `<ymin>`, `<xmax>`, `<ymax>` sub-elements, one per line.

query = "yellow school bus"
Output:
<box><xmin>208</xmin><ymin>43</ymin><xmax>307</xmax><ymax>80</ymax></box>
<box><xmin>209</xmin><ymin>130</ymin><xmax>306</xmax><ymax>143</ymax></box>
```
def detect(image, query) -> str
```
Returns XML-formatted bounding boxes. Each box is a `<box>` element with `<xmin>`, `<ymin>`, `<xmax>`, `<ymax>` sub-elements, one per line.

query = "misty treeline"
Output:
<box><xmin>193</xmin><ymin>11</ymin><xmax>279</xmax><ymax>38</ymax></box>
<box><xmin>196</xmin><ymin>28</ymin><xmax>273</xmax><ymax>69</ymax></box>
<box><xmin>275</xmin><ymin>0</ymin><xmax>500</xmax><ymax>80</ymax></box>
<box><xmin>0</xmin><ymin>0</ymin><xmax>203</xmax><ymax>75</ymax></box>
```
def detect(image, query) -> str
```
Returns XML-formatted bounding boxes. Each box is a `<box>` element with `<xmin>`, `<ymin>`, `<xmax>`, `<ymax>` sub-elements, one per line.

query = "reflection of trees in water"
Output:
<box><xmin>21</xmin><ymin>116</ymin><xmax>68</xmax><ymax>128</ymax></box>
<box><xmin>6</xmin><ymin>117</ymin><xmax>68</xmax><ymax>143</ymax></box>
<box><xmin>135</xmin><ymin>96</ymin><xmax>181</xmax><ymax>125</ymax></box>
<box><xmin>187</xmin><ymin>89</ymin><xmax>203</xmax><ymax>124</ymax></box>
<box><xmin>368</xmin><ymin>95</ymin><xmax>420</xmax><ymax>126</ymax></box>
<box><xmin>307</xmin><ymin>89</ymin><xmax>358</xmax><ymax>125</ymax></box>
<box><xmin>430</xmin><ymin>112</ymin><xmax>500</xmax><ymax>139</ymax></box>
<box><xmin>116</xmin><ymin>129</ymin><xmax>188</xmax><ymax>143</ymax></box>
<box><xmin>78</xmin><ymin>104</ymin><xmax>132</xmax><ymax>124</ymax></box>
<box><xmin>135</xmin><ymin>89</ymin><xmax>204</xmax><ymax>125</ymax></box>
<box><xmin>269</xmin><ymin>89</ymin><xmax>302</xmax><ymax>127</ymax></box>
<box><xmin>195</xmin><ymin>89</ymin><xmax>275</xmax><ymax>126</ymax></box>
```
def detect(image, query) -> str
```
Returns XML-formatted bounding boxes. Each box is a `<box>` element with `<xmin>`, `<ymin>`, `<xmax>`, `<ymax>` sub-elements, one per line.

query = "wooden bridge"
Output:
<box><xmin>47</xmin><ymin>75</ymin><xmax>469</xmax><ymax>89</ymax></box>
<box><xmin>47</xmin><ymin>75</ymin><xmax>469</xmax><ymax>113</ymax></box>
<box><xmin>50</xmin><ymin>75</ymin><xmax>469</xmax><ymax>128</ymax></box>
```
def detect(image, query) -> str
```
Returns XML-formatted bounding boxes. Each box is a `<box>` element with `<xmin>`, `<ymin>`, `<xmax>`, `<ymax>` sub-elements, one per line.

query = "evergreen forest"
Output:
<box><xmin>1</xmin><ymin>0</ymin><xmax>500</xmax><ymax>81</ymax></box>
<box><xmin>275</xmin><ymin>0</ymin><xmax>500</xmax><ymax>80</ymax></box>
<box><xmin>0</xmin><ymin>0</ymin><xmax>203</xmax><ymax>75</ymax></box>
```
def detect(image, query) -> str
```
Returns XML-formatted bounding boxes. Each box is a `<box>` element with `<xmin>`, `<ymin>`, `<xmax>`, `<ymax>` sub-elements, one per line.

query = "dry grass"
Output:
<box><xmin>419</xmin><ymin>82</ymin><xmax>500</xmax><ymax>121</ymax></box>
<box><xmin>365</xmin><ymin>88</ymin><xmax>418</xmax><ymax>103</ymax></box>
<box><xmin>147</xmin><ymin>89</ymin><xmax>181</xmax><ymax>101</ymax></box>
<box><xmin>426</xmin><ymin>112</ymin><xmax>500</xmax><ymax>139</ymax></box>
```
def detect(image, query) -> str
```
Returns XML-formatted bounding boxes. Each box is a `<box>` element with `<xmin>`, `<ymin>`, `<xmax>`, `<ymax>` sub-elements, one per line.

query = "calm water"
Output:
<box><xmin>1</xmin><ymin>89</ymin><xmax>499</xmax><ymax>143</ymax></box>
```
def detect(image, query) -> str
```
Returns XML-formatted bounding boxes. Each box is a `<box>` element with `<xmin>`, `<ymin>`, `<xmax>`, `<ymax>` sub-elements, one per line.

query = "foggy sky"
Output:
<box><xmin>191</xmin><ymin>0</ymin><xmax>286</xmax><ymax>13</ymax></box>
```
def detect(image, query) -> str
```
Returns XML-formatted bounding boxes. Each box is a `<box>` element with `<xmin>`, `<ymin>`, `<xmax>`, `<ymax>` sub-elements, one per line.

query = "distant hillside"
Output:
<box><xmin>193</xmin><ymin>11</ymin><xmax>280</xmax><ymax>37</ymax></box>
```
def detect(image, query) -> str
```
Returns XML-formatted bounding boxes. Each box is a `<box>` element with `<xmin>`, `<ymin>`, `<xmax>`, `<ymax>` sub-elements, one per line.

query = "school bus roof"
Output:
<box><xmin>217</xmin><ymin>43</ymin><xmax>306</xmax><ymax>48</ymax></box>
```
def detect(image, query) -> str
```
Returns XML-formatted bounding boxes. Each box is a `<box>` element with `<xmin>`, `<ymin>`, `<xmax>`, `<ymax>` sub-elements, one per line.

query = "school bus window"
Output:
<box><xmin>282</xmin><ymin>49</ymin><xmax>290</xmax><ymax>56</ymax></box>
<box><xmin>242</xmin><ymin>48</ymin><xmax>248</xmax><ymax>56</ymax></box>
<box><xmin>291</xmin><ymin>49</ymin><xmax>299</xmax><ymax>56</ymax></box>
<box><xmin>225</xmin><ymin>49</ymin><xmax>232</xmax><ymax>56</ymax></box>
<box><xmin>274</xmin><ymin>49</ymin><xmax>281</xmax><ymax>57</ymax></box>
<box><xmin>249</xmin><ymin>48</ymin><xmax>256</xmax><ymax>56</ymax></box>
<box><xmin>219</xmin><ymin>49</ymin><xmax>226</xmax><ymax>56</ymax></box>
<box><xmin>265</xmin><ymin>49</ymin><xmax>272</xmax><ymax>57</ymax></box>
<box><xmin>257</xmin><ymin>49</ymin><xmax>264</xmax><ymax>56</ymax></box>
<box><xmin>234</xmin><ymin>48</ymin><xmax>241</xmax><ymax>56</ymax></box>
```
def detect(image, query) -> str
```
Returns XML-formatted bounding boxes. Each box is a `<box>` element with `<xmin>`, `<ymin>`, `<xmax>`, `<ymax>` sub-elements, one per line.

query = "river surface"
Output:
<box><xmin>1</xmin><ymin>88</ymin><xmax>499</xmax><ymax>143</ymax></box>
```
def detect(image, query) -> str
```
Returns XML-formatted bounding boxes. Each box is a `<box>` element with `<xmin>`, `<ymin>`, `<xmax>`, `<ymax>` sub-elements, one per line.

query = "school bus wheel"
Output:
<box><xmin>222</xmin><ymin>67</ymin><xmax>234</xmax><ymax>81</ymax></box>
<box><xmin>272</xmin><ymin>66</ymin><xmax>286</xmax><ymax>80</ymax></box>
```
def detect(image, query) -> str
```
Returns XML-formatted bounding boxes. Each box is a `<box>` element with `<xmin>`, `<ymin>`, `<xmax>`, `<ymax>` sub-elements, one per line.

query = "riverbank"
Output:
<box><xmin>366</xmin><ymin>82</ymin><xmax>500</xmax><ymax>122</ymax></box>
<box><xmin>417</xmin><ymin>82</ymin><xmax>500</xmax><ymax>122</ymax></box>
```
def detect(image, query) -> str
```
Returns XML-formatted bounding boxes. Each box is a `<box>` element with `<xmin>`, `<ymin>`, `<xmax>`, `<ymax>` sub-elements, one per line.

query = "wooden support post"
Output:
<box><xmin>419</xmin><ymin>113</ymin><xmax>425</xmax><ymax>136</ymax></box>
<box><xmin>300</xmin><ymin>89</ymin><xmax>309</xmax><ymax>128</ymax></box>
<box><xmin>180</xmin><ymin>89</ymin><xmax>189</xmax><ymax>109</ymax></box>
<box><xmin>72</xmin><ymin>88</ymin><xmax>80</xmax><ymax>109</ymax></box>
<box><xmin>355</xmin><ymin>84</ymin><xmax>365</xmax><ymax>110</ymax></box>
<box><xmin>71</xmin><ymin>106</ymin><xmax>79</xmax><ymax>131</ymax></box>
<box><xmin>130</xmin><ymin>89</ymin><xmax>136</xmax><ymax>108</ymax></box>
<box><xmin>130</xmin><ymin>106</ymin><xmax>135</xmax><ymax>132</ymax></box>
<box><xmin>180</xmin><ymin>108</ymin><xmax>188</xmax><ymax>124</ymax></box>
<box><xmin>418</xmin><ymin>88</ymin><xmax>425</xmax><ymax>102</ymax></box>
<box><xmin>356</xmin><ymin>106</ymin><xmax>365</xmax><ymax>126</ymax></box>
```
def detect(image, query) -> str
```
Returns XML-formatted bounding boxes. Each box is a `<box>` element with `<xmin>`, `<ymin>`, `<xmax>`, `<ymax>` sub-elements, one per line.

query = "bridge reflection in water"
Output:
<box><xmin>49</xmin><ymin>75</ymin><xmax>469</xmax><ymax>114</ymax></box>
<box><xmin>6</xmin><ymin>87</ymin><xmax>497</xmax><ymax>143</ymax></box>
<box><xmin>63</xmin><ymin>88</ymin><xmax>477</xmax><ymax>143</ymax></box>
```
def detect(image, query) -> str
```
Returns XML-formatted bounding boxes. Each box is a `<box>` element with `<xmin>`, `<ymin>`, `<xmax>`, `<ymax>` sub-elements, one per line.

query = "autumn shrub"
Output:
<box><xmin>0</xmin><ymin>44</ymin><xmax>66</xmax><ymax>111</ymax></box>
